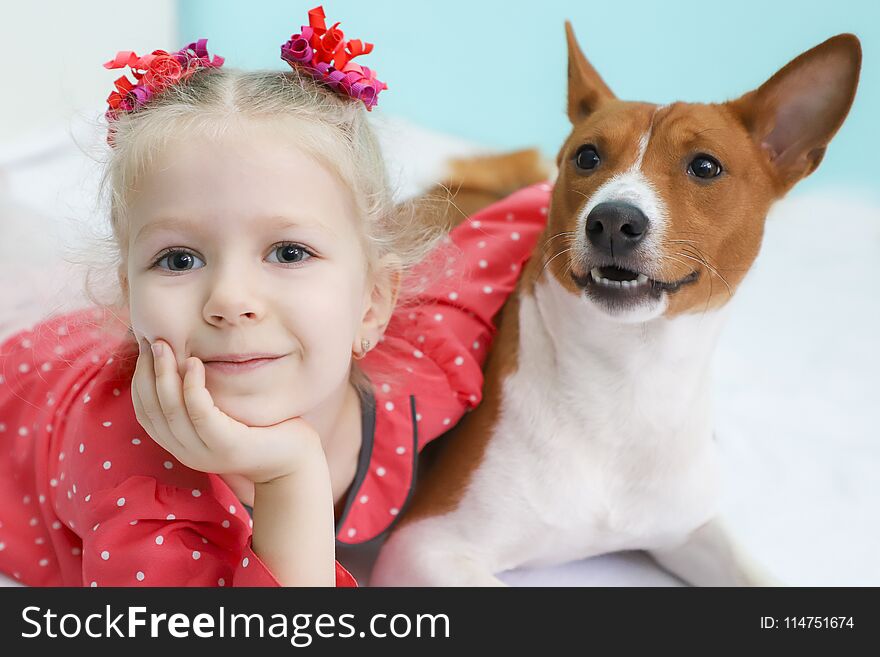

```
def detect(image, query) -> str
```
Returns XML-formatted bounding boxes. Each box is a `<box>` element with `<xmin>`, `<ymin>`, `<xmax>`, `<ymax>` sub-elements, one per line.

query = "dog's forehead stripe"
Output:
<box><xmin>634</xmin><ymin>104</ymin><xmax>668</xmax><ymax>171</ymax></box>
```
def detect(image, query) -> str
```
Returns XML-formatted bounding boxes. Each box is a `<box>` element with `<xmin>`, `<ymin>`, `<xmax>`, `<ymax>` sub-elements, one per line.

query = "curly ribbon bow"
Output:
<box><xmin>103</xmin><ymin>39</ymin><xmax>224</xmax><ymax>120</ymax></box>
<box><xmin>280</xmin><ymin>5</ymin><xmax>387</xmax><ymax>110</ymax></box>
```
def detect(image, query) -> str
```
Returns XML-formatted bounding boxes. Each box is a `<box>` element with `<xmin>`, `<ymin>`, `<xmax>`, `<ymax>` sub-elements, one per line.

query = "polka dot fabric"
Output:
<box><xmin>0</xmin><ymin>309</ymin><xmax>354</xmax><ymax>587</ymax></box>
<box><xmin>0</xmin><ymin>182</ymin><xmax>551</xmax><ymax>583</ymax></box>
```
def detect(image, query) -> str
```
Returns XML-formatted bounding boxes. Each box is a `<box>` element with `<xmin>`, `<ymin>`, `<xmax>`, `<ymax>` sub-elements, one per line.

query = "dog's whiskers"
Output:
<box><xmin>541</xmin><ymin>231</ymin><xmax>577</xmax><ymax>257</ymax></box>
<box><xmin>665</xmin><ymin>250</ymin><xmax>733</xmax><ymax>298</ymax></box>
<box><xmin>542</xmin><ymin>247</ymin><xmax>575</xmax><ymax>276</ymax></box>
<box><xmin>680</xmin><ymin>247</ymin><xmax>724</xmax><ymax>318</ymax></box>
<box><xmin>677</xmin><ymin>247</ymin><xmax>733</xmax><ymax>297</ymax></box>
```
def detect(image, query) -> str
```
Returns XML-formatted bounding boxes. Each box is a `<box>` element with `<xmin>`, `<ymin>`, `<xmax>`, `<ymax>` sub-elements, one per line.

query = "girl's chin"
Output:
<box><xmin>212</xmin><ymin>398</ymin><xmax>304</xmax><ymax>428</ymax></box>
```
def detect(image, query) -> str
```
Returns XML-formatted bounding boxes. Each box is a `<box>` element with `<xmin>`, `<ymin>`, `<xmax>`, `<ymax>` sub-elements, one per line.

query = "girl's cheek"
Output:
<box><xmin>300</xmin><ymin>288</ymin><xmax>359</xmax><ymax>336</ymax></box>
<box><xmin>128</xmin><ymin>297</ymin><xmax>170</xmax><ymax>347</ymax></box>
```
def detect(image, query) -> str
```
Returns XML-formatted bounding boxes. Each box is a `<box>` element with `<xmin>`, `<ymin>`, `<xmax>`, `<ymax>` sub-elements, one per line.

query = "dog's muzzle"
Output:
<box><xmin>585</xmin><ymin>201</ymin><xmax>648</xmax><ymax>259</ymax></box>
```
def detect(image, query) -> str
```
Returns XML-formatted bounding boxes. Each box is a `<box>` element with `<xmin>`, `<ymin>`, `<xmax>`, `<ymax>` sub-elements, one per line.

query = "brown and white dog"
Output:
<box><xmin>370</xmin><ymin>24</ymin><xmax>862</xmax><ymax>586</ymax></box>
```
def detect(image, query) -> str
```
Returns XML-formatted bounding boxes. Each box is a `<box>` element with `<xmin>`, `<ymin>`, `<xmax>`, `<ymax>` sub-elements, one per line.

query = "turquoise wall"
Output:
<box><xmin>179</xmin><ymin>0</ymin><xmax>877</xmax><ymax>196</ymax></box>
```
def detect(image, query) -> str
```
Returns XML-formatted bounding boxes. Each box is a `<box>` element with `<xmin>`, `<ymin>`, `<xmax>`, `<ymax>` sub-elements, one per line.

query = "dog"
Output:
<box><xmin>369</xmin><ymin>23</ymin><xmax>862</xmax><ymax>586</ymax></box>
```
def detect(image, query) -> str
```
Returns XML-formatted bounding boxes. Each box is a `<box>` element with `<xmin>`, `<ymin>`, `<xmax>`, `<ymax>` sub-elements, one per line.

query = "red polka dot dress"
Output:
<box><xmin>0</xmin><ymin>182</ymin><xmax>551</xmax><ymax>586</ymax></box>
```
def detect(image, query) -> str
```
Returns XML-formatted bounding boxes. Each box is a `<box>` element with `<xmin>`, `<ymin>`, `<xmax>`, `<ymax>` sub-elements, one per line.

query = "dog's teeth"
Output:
<box><xmin>590</xmin><ymin>270</ymin><xmax>652</xmax><ymax>288</ymax></box>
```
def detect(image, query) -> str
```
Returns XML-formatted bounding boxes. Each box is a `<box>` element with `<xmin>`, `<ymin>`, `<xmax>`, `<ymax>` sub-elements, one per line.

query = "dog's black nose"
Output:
<box><xmin>585</xmin><ymin>202</ymin><xmax>648</xmax><ymax>257</ymax></box>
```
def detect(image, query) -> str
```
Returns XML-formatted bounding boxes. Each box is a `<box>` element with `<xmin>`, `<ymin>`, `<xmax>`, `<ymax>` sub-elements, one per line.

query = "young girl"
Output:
<box><xmin>0</xmin><ymin>6</ymin><xmax>550</xmax><ymax>586</ymax></box>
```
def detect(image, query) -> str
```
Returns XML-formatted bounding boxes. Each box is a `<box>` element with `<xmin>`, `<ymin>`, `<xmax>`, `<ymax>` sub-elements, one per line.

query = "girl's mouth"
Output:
<box><xmin>204</xmin><ymin>355</ymin><xmax>285</xmax><ymax>374</ymax></box>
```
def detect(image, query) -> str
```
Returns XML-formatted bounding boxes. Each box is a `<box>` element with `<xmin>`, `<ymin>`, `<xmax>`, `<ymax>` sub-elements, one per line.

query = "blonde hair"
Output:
<box><xmin>72</xmin><ymin>66</ymin><xmax>448</xmax><ymax>392</ymax></box>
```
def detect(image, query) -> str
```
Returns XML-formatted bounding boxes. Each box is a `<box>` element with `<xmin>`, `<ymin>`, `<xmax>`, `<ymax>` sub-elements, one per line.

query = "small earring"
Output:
<box><xmin>353</xmin><ymin>338</ymin><xmax>371</xmax><ymax>360</ymax></box>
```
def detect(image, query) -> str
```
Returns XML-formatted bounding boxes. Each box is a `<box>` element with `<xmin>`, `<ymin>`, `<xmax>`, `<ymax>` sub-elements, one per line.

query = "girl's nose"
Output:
<box><xmin>202</xmin><ymin>272</ymin><xmax>264</xmax><ymax>326</ymax></box>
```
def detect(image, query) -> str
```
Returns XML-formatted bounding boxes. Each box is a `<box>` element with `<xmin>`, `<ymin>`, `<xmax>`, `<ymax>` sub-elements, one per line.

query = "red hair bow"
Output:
<box><xmin>280</xmin><ymin>6</ymin><xmax>387</xmax><ymax>110</ymax></box>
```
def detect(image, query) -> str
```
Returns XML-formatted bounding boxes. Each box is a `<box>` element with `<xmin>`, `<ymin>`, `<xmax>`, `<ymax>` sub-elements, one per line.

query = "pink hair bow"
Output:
<box><xmin>103</xmin><ymin>39</ymin><xmax>224</xmax><ymax>120</ymax></box>
<box><xmin>280</xmin><ymin>5</ymin><xmax>387</xmax><ymax>110</ymax></box>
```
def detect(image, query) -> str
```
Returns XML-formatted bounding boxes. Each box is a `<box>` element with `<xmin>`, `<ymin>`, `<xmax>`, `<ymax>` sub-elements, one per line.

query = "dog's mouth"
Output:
<box><xmin>571</xmin><ymin>265</ymin><xmax>699</xmax><ymax>303</ymax></box>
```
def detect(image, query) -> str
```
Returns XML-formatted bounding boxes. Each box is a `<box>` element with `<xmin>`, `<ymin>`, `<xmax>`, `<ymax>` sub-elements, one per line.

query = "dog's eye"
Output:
<box><xmin>574</xmin><ymin>145</ymin><xmax>601</xmax><ymax>171</ymax></box>
<box><xmin>688</xmin><ymin>154</ymin><xmax>723</xmax><ymax>179</ymax></box>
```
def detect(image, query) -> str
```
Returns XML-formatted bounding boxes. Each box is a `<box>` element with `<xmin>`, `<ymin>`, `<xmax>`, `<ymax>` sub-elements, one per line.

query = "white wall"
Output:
<box><xmin>0</xmin><ymin>0</ymin><xmax>175</xmax><ymax>147</ymax></box>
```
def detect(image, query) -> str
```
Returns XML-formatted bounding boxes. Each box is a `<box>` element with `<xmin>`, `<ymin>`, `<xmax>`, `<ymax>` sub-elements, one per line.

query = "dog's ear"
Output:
<box><xmin>566</xmin><ymin>21</ymin><xmax>615</xmax><ymax>123</ymax></box>
<box><xmin>727</xmin><ymin>34</ymin><xmax>861</xmax><ymax>189</ymax></box>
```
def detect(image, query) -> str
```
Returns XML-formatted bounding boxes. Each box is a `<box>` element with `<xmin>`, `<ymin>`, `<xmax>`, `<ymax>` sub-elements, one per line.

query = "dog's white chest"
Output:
<box><xmin>454</xmin><ymin>277</ymin><xmax>728</xmax><ymax>570</ymax></box>
<box><xmin>478</xmin><ymin>370</ymin><xmax>721</xmax><ymax>568</ymax></box>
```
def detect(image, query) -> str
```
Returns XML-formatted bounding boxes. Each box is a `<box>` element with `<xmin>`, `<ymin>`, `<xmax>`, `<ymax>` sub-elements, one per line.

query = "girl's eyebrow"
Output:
<box><xmin>135</xmin><ymin>215</ymin><xmax>336</xmax><ymax>241</ymax></box>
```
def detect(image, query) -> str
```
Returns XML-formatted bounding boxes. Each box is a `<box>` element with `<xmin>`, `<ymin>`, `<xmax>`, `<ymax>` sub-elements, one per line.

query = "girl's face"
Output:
<box><xmin>124</xmin><ymin>126</ymin><xmax>376</xmax><ymax>427</ymax></box>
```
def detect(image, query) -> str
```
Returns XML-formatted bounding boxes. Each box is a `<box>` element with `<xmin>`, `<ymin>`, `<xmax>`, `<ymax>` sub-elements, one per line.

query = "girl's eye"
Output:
<box><xmin>152</xmin><ymin>250</ymin><xmax>205</xmax><ymax>272</ymax></box>
<box><xmin>268</xmin><ymin>243</ymin><xmax>313</xmax><ymax>265</ymax></box>
<box><xmin>150</xmin><ymin>242</ymin><xmax>315</xmax><ymax>273</ymax></box>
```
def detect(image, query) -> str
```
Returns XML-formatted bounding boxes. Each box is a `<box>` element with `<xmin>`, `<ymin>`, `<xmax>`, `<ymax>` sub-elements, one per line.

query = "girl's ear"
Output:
<box><xmin>354</xmin><ymin>254</ymin><xmax>402</xmax><ymax>356</ymax></box>
<box><xmin>118</xmin><ymin>262</ymin><xmax>129</xmax><ymax>296</ymax></box>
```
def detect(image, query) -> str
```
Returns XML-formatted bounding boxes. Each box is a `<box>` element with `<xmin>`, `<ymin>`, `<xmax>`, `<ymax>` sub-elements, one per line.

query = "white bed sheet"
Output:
<box><xmin>1</xmin><ymin>111</ymin><xmax>877</xmax><ymax>587</ymax></box>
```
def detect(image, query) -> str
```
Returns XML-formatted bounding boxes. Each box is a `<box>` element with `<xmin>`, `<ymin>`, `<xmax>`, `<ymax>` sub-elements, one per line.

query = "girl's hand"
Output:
<box><xmin>130</xmin><ymin>335</ymin><xmax>323</xmax><ymax>484</ymax></box>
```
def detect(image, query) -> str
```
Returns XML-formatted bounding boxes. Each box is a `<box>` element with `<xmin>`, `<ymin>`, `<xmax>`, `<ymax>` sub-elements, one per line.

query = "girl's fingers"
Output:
<box><xmin>150</xmin><ymin>340</ymin><xmax>209</xmax><ymax>453</ymax></box>
<box><xmin>130</xmin><ymin>376</ymin><xmax>169</xmax><ymax>452</ymax></box>
<box><xmin>131</xmin><ymin>333</ymin><xmax>248</xmax><ymax>475</ymax></box>
<box><xmin>133</xmin><ymin>336</ymin><xmax>182</xmax><ymax>454</ymax></box>
<box><xmin>181</xmin><ymin>356</ymin><xmax>233</xmax><ymax>444</ymax></box>
<box><xmin>129</xmin><ymin>373</ymin><xmax>154</xmax><ymax>436</ymax></box>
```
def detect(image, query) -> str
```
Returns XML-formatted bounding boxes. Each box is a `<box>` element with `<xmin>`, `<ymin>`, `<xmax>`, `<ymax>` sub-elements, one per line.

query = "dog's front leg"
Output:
<box><xmin>647</xmin><ymin>516</ymin><xmax>782</xmax><ymax>586</ymax></box>
<box><xmin>370</xmin><ymin>518</ymin><xmax>507</xmax><ymax>587</ymax></box>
